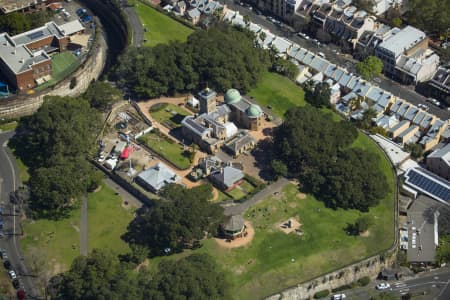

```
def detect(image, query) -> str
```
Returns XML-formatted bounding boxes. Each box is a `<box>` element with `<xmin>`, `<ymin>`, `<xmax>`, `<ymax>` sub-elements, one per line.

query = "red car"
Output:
<box><xmin>17</xmin><ymin>289</ymin><xmax>25</xmax><ymax>300</ymax></box>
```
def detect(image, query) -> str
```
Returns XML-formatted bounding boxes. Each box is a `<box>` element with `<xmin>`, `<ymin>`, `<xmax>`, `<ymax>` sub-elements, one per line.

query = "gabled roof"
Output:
<box><xmin>210</xmin><ymin>166</ymin><xmax>244</xmax><ymax>188</ymax></box>
<box><xmin>137</xmin><ymin>163</ymin><xmax>181</xmax><ymax>191</ymax></box>
<box><xmin>310</xmin><ymin>56</ymin><xmax>330</xmax><ymax>73</ymax></box>
<box><xmin>271</xmin><ymin>36</ymin><xmax>292</xmax><ymax>53</ymax></box>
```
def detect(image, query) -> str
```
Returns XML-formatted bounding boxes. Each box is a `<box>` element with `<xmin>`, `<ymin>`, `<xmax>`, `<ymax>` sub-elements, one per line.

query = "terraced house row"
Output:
<box><xmin>223</xmin><ymin>9</ymin><xmax>448</xmax><ymax>152</ymax></box>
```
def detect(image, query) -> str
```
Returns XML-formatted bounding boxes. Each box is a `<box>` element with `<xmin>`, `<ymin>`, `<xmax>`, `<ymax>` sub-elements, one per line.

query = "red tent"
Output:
<box><xmin>120</xmin><ymin>147</ymin><xmax>131</xmax><ymax>159</ymax></box>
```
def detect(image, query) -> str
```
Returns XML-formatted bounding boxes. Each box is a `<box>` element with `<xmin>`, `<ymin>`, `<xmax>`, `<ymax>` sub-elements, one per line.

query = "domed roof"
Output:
<box><xmin>224</xmin><ymin>89</ymin><xmax>241</xmax><ymax>104</ymax></box>
<box><xmin>246</xmin><ymin>104</ymin><xmax>263</xmax><ymax>118</ymax></box>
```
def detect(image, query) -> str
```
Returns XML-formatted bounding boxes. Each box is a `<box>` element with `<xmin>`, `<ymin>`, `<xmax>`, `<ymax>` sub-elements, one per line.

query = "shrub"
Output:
<box><xmin>332</xmin><ymin>285</ymin><xmax>352</xmax><ymax>293</ymax></box>
<box><xmin>150</xmin><ymin>103</ymin><xmax>168</xmax><ymax>112</ymax></box>
<box><xmin>69</xmin><ymin>77</ymin><xmax>77</xmax><ymax>89</ymax></box>
<box><xmin>357</xmin><ymin>276</ymin><xmax>370</xmax><ymax>286</ymax></box>
<box><xmin>313</xmin><ymin>290</ymin><xmax>329</xmax><ymax>299</ymax></box>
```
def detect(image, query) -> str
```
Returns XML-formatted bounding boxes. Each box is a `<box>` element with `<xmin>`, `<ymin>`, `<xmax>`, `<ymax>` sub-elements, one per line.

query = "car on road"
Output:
<box><xmin>3</xmin><ymin>260</ymin><xmax>11</xmax><ymax>269</ymax></box>
<box><xmin>8</xmin><ymin>270</ymin><xmax>17</xmax><ymax>280</ymax></box>
<box><xmin>331</xmin><ymin>293</ymin><xmax>346</xmax><ymax>300</ymax></box>
<box><xmin>376</xmin><ymin>282</ymin><xmax>391</xmax><ymax>290</ymax></box>
<box><xmin>318</xmin><ymin>52</ymin><xmax>326</xmax><ymax>58</ymax></box>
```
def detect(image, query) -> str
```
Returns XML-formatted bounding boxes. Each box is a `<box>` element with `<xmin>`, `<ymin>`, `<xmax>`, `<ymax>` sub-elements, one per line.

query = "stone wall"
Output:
<box><xmin>267</xmin><ymin>250</ymin><xmax>397</xmax><ymax>300</ymax></box>
<box><xmin>0</xmin><ymin>24</ymin><xmax>107</xmax><ymax>119</ymax></box>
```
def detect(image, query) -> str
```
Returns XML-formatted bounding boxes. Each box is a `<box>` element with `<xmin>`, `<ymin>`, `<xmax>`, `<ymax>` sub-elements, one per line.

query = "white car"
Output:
<box><xmin>376</xmin><ymin>282</ymin><xmax>390</xmax><ymax>290</ymax></box>
<box><xmin>8</xmin><ymin>270</ymin><xmax>17</xmax><ymax>280</ymax></box>
<box><xmin>332</xmin><ymin>294</ymin><xmax>346</xmax><ymax>300</ymax></box>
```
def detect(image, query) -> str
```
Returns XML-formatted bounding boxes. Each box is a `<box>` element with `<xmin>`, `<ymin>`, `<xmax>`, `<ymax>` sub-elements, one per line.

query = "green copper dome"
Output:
<box><xmin>246</xmin><ymin>104</ymin><xmax>263</xmax><ymax>118</ymax></box>
<box><xmin>224</xmin><ymin>89</ymin><xmax>241</xmax><ymax>104</ymax></box>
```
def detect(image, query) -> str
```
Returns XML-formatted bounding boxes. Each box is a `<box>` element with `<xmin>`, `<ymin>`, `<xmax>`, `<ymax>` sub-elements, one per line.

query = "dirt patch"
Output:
<box><xmin>296</xmin><ymin>193</ymin><xmax>306</xmax><ymax>199</ymax></box>
<box><xmin>277</xmin><ymin>217</ymin><xmax>303</xmax><ymax>235</ymax></box>
<box><xmin>360</xmin><ymin>230</ymin><xmax>370</xmax><ymax>237</ymax></box>
<box><xmin>288</xmin><ymin>202</ymin><xmax>298</xmax><ymax>208</ymax></box>
<box><xmin>92</xmin><ymin>185</ymin><xmax>102</xmax><ymax>193</ymax></box>
<box><xmin>214</xmin><ymin>221</ymin><xmax>255</xmax><ymax>249</ymax></box>
<box><xmin>135</xmin><ymin>259</ymin><xmax>150</xmax><ymax>272</ymax></box>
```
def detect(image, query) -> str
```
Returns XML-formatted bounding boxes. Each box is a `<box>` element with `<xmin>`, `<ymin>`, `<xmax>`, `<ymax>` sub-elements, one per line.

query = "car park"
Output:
<box><xmin>376</xmin><ymin>282</ymin><xmax>391</xmax><ymax>290</ymax></box>
<box><xmin>8</xmin><ymin>270</ymin><xmax>17</xmax><ymax>280</ymax></box>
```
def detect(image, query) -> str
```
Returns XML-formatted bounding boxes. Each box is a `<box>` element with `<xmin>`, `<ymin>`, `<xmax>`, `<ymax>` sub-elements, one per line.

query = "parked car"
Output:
<box><xmin>0</xmin><ymin>249</ymin><xmax>7</xmax><ymax>259</ymax></box>
<box><xmin>8</xmin><ymin>270</ymin><xmax>17</xmax><ymax>280</ymax></box>
<box><xmin>17</xmin><ymin>289</ymin><xmax>25</xmax><ymax>300</ymax></box>
<box><xmin>376</xmin><ymin>282</ymin><xmax>391</xmax><ymax>290</ymax></box>
<box><xmin>12</xmin><ymin>278</ymin><xmax>20</xmax><ymax>289</ymax></box>
<box><xmin>318</xmin><ymin>52</ymin><xmax>326</xmax><ymax>58</ymax></box>
<box><xmin>332</xmin><ymin>294</ymin><xmax>346</xmax><ymax>300</ymax></box>
<box><xmin>3</xmin><ymin>260</ymin><xmax>11</xmax><ymax>269</ymax></box>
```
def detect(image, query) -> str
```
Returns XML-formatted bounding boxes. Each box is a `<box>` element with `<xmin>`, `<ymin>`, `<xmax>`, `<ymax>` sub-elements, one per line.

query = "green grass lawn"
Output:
<box><xmin>215</xmin><ymin>190</ymin><xmax>231</xmax><ymax>202</ymax></box>
<box><xmin>0</xmin><ymin>121</ymin><xmax>17</xmax><ymax>132</ymax></box>
<box><xmin>227</xmin><ymin>187</ymin><xmax>247</xmax><ymax>199</ymax></box>
<box><xmin>22</xmin><ymin>183</ymin><xmax>134</xmax><ymax>276</ymax></box>
<box><xmin>139</xmin><ymin>131</ymin><xmax>191</xmax><ymax>169</ymax></box>
<box><xmin>21</xmin><ymin>209</ymin><xmax>81</xmax><ymax>274</ymax></box>
<box><xmin>150</xmin><ymin>103</ymin><xmax>191</xmax><ymax>129</ymax></box>
<box><xmin>134</xmin><ymin>3</ymin><xmax>193</xmax><ymax>47</ymax></box>
<box><xmin>36</xmin><ymin>52</ymin><xmax>80</xmax><ymax>91</ymax></box>
<box><xmin>15</xmin><ymin>157</ymin><xmax>30</xmax><ymax>183</ymax></box>
<box><xmin>248</xmin><ymin>72</ymin><xmax>306</xmax><ymax>117</ymax></box>
<box><xmin>197</xmin><ymin>175</ymin><xmax>394</xmax><ymax>299</ymax></box>
<box><xmin>88</xmin><ymin>183</ymin><xmax>134</xmax><ymax>254</ymax></box>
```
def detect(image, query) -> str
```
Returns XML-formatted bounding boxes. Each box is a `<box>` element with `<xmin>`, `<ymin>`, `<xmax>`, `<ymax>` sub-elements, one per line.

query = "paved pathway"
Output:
<box><xmin>222</xmin><ymin>177</ymin><xmax>289</xmax><ymax>216</ymax></box>
<box><xmin>80</xmin><ymin>195</ymin><xmax>88</xmax><ymax>256</ymax></box>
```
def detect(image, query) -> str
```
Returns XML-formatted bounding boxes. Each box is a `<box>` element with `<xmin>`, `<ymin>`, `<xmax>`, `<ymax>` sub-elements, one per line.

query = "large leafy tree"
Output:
<box><xmin>272</xmin><ymin>106</ymin><xmax>387</xmax><ymax>211</ymax></box>
<box><xmin>356</xmin><ymin>56</ymin><xmax>383</xmax><ymax>80</ymax></box>
<box><xmin>0</xmin><ymin>10</ymin><xmax>53</xmax><ymax>35</ymax></box>
<box><xmin>407</xmin><ymin>0</ymin><xmax>450</xmax><ymax>36</ymax></box>
<box><xmin>304</xmin><ymin>81</ymin><xmax>331</xmax><ymax>108</ymax></box>
<box><xmin>114</xmin><ymin>25</ymin><xmax>270</xmax><ymax>98</ymax></box>
<box><xmin>84</xmin><ymin>81</ymin><xmax>123</xmax><ymax>111</ymax></box>
<box><xmin>124</xmin><ymin>184</ymin><xmax>224</xmax><ymax>256</ymax></box>
<box><xmin>57</xmin><ymin>250</ymin><xmax>138</xmax><ymax>300</ymax></box>
<box><xmin>138</xmin><ymin>254</ymin><xmax>230</xmax><ymax>300</ymax></box>
<box><xmin>11</xmin><ymin>96</ymin><xmax>101</xmax><ymax>218</ymax></box>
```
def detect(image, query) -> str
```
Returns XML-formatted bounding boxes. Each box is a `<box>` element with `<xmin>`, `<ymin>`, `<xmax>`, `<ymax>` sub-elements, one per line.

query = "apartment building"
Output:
<box><xmin>374</xmin><ymin>26</ymin><xmax>439</xmax><ymax>84</ymax></box>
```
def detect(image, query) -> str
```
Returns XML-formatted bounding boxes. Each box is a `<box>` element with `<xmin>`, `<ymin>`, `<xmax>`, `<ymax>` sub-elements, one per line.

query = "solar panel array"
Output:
<box><xmin>27</xmin><ymin>30</ymin><xmax>44</xmax><ymax>40</ymax></box>
<box><xmin>405</xmin><ymin>168</ymin><xmax>450</xmax><ymax>202</ymax></box>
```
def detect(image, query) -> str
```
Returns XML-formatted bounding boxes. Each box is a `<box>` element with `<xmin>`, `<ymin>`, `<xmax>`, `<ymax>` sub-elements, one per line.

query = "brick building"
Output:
<box><xmin>0</xmin><ymin>20</ymin><xmax>84</xmax><ymax>91</ymax></box>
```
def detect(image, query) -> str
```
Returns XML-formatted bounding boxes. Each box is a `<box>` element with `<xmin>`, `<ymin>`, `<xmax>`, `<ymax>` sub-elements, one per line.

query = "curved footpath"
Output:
<box><xmin>0</xmin><ymin>131</ymin><xmax>38</xmax><ymax>299</ymax></box>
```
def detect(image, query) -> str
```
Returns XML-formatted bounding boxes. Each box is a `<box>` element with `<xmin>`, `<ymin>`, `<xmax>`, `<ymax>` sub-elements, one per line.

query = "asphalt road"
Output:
<box><xmin>220</xmin><ymin>1</ymin><xmax>450</xmax><ymax>121</ymax></box>
<box><xmin>121</xmin><ymin>0</ymin><xmax>144</xmax><ymax>47</ymax></box>
<box><xmin>0</xmin><ymin>132</ymin><xmax>38</xmax><ymax>299</ymax></box>
<box><xmin>323</xmin><ymin>267</ymin><xmax>450</xmax><ymax>300</ymax></box>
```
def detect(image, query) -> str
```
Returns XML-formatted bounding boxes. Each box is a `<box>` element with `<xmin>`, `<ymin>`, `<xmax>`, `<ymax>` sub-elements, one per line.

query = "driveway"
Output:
<box><xmin>0</xmin><ymin>132</ymin><xmax>38</xmax><ymax>298</ymax></box>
